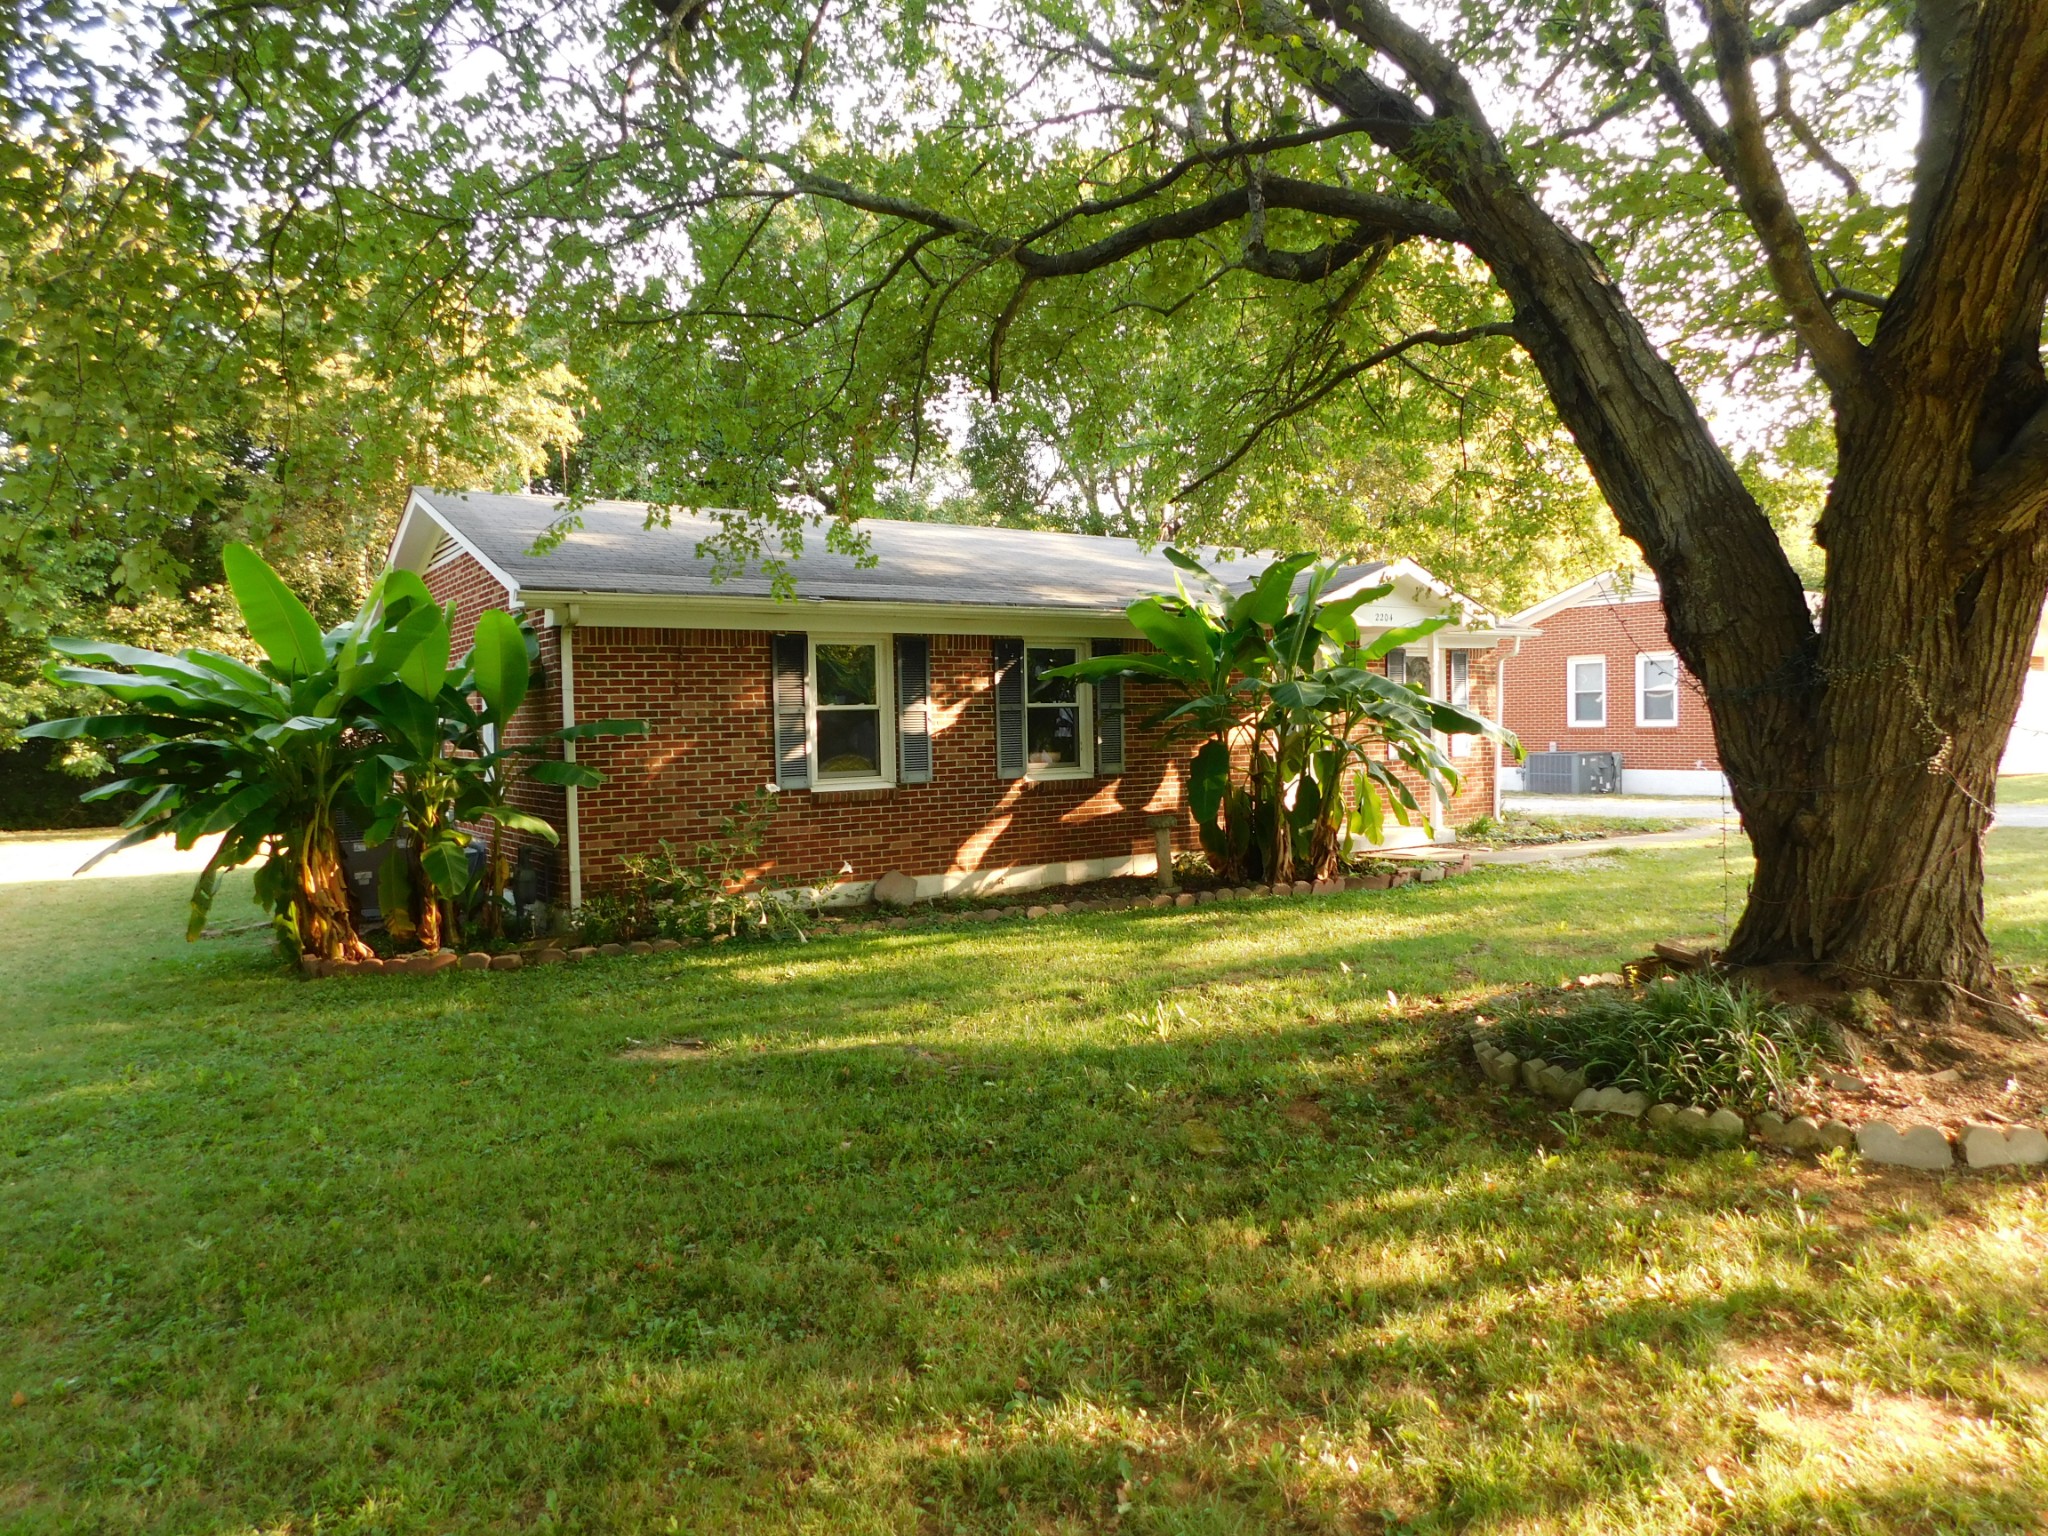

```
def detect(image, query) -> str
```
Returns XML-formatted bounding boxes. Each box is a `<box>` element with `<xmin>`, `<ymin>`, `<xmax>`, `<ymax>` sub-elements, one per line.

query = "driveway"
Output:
<box><xmin>0</xmin><ymin>831</ymin><xmax>223</xmax><ymax>885</ymax></box>
<box><xmin>1506</xmin><ymin>792</ymin><xmax>1731</xmax><ymax>820</ymax></box>
<box><xmin>1506</xmin><ymin>791</ymin><xmax>2048</xmax><ymax>829</ymax></box>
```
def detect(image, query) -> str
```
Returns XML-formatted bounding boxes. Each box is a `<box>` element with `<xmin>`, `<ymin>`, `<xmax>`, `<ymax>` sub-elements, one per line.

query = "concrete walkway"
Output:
<box><xmin>0</xmin><ymin>831</ymin><xmax>223</xmax><ymax>885</ymax></box>
<box><xmin>1505</xmin><ymin>792</ymin><xmax>1731</xmax><ymax>820</ymax></box>
<box><xmin>1468</xmin><ymin>826</ymin><xmax>1735</xmax><ymax>866</ymax></box>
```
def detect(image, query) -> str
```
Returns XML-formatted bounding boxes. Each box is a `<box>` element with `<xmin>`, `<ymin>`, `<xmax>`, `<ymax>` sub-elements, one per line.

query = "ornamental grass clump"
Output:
<box><xmin>1494</xmin><ymin>973</ymin><xmax>1837</xmax><ymax>1114</ymax></box>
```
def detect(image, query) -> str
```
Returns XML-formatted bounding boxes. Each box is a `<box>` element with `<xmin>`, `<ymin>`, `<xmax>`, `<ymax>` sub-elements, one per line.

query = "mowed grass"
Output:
<box><xmin>2000</xmin><ymin>774</ymin><xmax>2048</xmax><ymax>807</ymax></box>
<box><xmin>3</xmin><ymin>837</ymin><xmax>2047</xmax><ymax>1533</ymax></box>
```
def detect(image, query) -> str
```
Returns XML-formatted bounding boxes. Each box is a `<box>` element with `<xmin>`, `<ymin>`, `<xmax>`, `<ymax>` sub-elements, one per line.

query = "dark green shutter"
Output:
<box><xmin>896</xmin><ymin>636</ymin><xmax>933</xmax><ymax>784</ymax></box>
<box><xmin>993</xmin><ymin>637</ymin><xmax>1025</xmax><ymax>779</ymax></box>
<box><xmin>771</xmin><ymin>633</ymin><xmax>810</xmax><ymax>789</ymax></box>
<box><xmin>1091</xmin><ymin>638</ymin><xmax>1125</xmax><ymax>775</ymax></box>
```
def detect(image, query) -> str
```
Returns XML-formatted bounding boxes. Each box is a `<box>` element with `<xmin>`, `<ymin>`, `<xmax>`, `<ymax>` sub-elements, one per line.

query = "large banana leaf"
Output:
<box><xmin>223</xmin><ymin>542</ymin><xmax>327</xmax><ymax>678</ymax></box>
<box><xmin>468</xmin><ymin>609</ymin><xmax>530</xmax><ymax>722</ymax></box>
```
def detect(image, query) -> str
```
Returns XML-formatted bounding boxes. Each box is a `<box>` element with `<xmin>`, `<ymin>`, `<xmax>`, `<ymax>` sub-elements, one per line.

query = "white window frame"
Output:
<box><xmin>1567</xmin><ymin>655</ymin><xmax>1607</xmax><ymax>728</ymax></box>
<box><xmin>1636</xmin><ymin>651</ymin><xmax>1680</xmax><ymax>729</ymax></box>
<box><xmin>1024</xmin><ymin>640</ymin><xmax>1093</xmax><ymax>780</ymax></box>
<box><xmin>808</xmin><ymin>635</ymin><xmax>895</xmax><ymax>791</ymax></box>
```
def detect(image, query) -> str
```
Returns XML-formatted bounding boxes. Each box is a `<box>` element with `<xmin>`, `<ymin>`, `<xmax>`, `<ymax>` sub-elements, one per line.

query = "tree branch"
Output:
<box><xmin>1702</xmin><ymin>0</ymin><xmax>1868</xmax><ymax>392</ymax></box>
<box><xmin>1176</xmin><ymin>322</ymin><xmax>1521</xmax><ymax>499</ymax></box>
<box><xmin>1769</xmin><ymin>55</ymin><xmax>1862</xmax><ymax>198</ymax></box>
<box><xmin>1750</xmin><ymin>0</ymin><xmax>1865</xmax><ymax>56</ymax></box>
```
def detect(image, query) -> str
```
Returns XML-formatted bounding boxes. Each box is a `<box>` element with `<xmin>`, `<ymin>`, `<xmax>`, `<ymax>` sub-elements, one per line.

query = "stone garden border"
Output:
<box><xmin>1466</xmin><ymin>1024</ymin><xmax>2048</xmax><ymax>1173</ymax></box>
<box><xmin>299</xmin><ymin>854</ymin><xmax>1475</xmax><ymax>978</ymax></box>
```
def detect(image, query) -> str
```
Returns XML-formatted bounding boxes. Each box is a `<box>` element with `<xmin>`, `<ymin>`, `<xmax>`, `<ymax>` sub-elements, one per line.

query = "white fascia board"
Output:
<box><xmin>386</xmin><ymin>489</ymin><xmax>524</xmax><ymax>605</ymax></box>
<box><xmin>1324</xmin><ymin>558</ymin><xmax>1501</xmax><ymax>627</ymax></box>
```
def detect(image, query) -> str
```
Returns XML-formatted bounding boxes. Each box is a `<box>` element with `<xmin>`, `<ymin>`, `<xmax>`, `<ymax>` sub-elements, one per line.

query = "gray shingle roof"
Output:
<box><xmin>411</xmin><ymin>489</ymin><xmax>1388</xmax><ymax>612</ymax></box>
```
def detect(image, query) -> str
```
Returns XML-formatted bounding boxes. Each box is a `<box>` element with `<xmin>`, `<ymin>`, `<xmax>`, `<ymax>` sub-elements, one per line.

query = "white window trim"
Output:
<box><xmin>1024</xmin><ymin>640</ymin><xmax>1094</xmax><ymax>780</ymax></box>
<box><xmin>809</xmin><ymin>635</ymin><xmax>895</xmax><ymax>792</ymax></box>
<box><xmin>1636</xmin><ymin>651</ymin><xmax>1680</xmax><ymax>729</ymax></box>
<box><xmin>1567</xmin><ymin>654</ymin><xmax>1607</xmax><ymax>728</ymax></box>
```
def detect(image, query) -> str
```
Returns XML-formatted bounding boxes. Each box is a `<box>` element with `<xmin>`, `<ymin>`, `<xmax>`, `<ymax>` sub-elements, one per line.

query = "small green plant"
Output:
<box><xmin>570</xmin><ymin>788</ymin><xmax>810</xmax><ymax>945</ymax></box>
<box><xmin>1492</xmin><ymin>973</ymin><xmax>1837</xmax><ymax>1113</ymax></box>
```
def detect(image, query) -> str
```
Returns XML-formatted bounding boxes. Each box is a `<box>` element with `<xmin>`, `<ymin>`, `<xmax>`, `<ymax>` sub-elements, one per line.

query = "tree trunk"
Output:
<box><xmin>1297</xmin><ymin>2</ymin><xmax>2048</xmax><ymax>1016</ymax></box>
<box><xmin>1722</xmin><ymin>402</ymin><xmax>2048</xmax><ymax>1011</ymax></box>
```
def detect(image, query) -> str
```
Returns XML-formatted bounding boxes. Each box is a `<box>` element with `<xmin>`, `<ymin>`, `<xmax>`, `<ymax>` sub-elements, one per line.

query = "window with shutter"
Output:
<box><xmin>1091</xmin><ymin>638</ymin><xmax>1125</xmax><ymax>775</ymax></box>
<box><xmin>895</xmin><ymin>636</ymin><xmax>933</xmax><ymax>782</ymax></box>
<box><xmin>810</xmin><ymin>638</ymin><xmax>894</xmax><ymax>788</ymax></box>
<box><xmin>993</xmin><ymin>638</ymin><xmax>1025</xmax><ymax>778</ymax></box>
<box><xmin>771</xmin><ymin>634</ymin><xmax>810</xmax><ymax>788</ymax></box>
<box><xmin>1385</xmin><ymin>647</ymin><xmax>1428</xmax><ymax>690</ymax></box>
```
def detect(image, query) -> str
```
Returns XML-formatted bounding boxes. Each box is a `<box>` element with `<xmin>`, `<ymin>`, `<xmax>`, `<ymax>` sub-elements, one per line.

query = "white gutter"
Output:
<box><xmin>1495</xmin><ymin>639</ymin><xmax>1517</xmax><ymax>820</ymax></box>
<box><xmin>559</xmin><ymin>612</ymin><xmax>582</xmax><ymax>910</ymax></box>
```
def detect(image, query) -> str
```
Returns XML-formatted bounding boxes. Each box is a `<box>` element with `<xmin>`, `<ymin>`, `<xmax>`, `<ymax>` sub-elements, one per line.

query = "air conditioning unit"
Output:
<box><xmin>1522</xmin><ymin>750</ymin><xmax>1623</xmax><ymax>795</ymax></box>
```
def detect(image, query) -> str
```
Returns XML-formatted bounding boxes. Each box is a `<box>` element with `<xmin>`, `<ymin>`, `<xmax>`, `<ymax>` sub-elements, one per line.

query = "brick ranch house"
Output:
<box><xmin>1498</xmin><ymin>572</ymin><xmax>1727</xmax><ymax>797</ymax></box>
<box><xmin>1500</xmin><ymin>572</ymin><xmax>2048</xmax><ymax>795</ymax></box>
<box><xmin>388</xmin><ymin>489</ymin><xmax>1521</xmax><ymax>909</ymax></box>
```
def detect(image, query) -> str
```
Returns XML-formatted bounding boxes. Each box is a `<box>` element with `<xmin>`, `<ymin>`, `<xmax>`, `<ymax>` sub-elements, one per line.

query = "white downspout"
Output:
<box><xmin>1494</xmin><ymin>639</ymin><xmax>1514</xmax><ymax>819</ymax></box>
<box><xmin>1428</xmin><ymin>632</ymin><xmax>1450</xmax><ymax>841</ymax></box>
<box><xmin>559</xmin><ymin>610</ymin><xmax>582</xmax><ymax>910</ymax></box>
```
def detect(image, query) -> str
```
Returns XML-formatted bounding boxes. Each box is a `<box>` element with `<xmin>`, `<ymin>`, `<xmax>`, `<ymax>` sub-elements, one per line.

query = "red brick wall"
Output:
<box><xmin>420</xmin><ymin>550</ymin><xmax>1502</xmax><ymax>893</ymax></box>
<box><xmin>1373</xmin><ymin>648</ymin><xmax>1501</xmax><ymax>829</ymax></box>
<box><xmin>422</xmin><ymin>552</ymin><xmax>567</xmax><ymax>895</ymax></box>
<box><xmin>1503</xmin><ymin>599</ymin><xmax>1721</xmax><ymax>771</ymax></box>
<box><xmin>565</xmin><ymin>628</ymin><xmax>1195</xmax><ymax>891</ymax></box>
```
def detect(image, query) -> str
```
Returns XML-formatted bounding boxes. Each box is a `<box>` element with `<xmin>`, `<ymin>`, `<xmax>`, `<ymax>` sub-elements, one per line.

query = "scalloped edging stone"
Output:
<box><xmin>1467</xmin><ymin>1027</ymin><xmax>2048</xmax><ymax>1175</ymax></box>
<box><xmin>1959</xmin><ymin>1123</ymin><xmax>2048</xmax><ymax>1169</ymax></box>
<box><xmin>1855</xmin><ymin>1122</ymin><xmax>1955</xmax><ymax>1170</ymax></box>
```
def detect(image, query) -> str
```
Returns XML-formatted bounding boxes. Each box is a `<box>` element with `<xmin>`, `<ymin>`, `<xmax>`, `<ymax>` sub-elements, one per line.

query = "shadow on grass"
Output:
<box><xmin>1</xmin><ymin>853</ymin><xmax>2044</xmax><ymax>1531</ymax></box>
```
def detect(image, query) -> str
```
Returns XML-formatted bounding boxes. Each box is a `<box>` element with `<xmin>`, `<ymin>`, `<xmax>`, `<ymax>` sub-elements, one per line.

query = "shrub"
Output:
<box><xmin>1492</xmin><ymin>974</ymin><xmax>1837</xmax><ymax>1113</ymax></box>
<box><xmin>570</xmin><ymin>788</ymin><xmax>810</xmax><ymax>946</ymax></box>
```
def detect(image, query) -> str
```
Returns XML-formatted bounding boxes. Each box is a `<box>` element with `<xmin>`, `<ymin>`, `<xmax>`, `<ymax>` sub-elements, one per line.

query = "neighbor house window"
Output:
<box><xmin>812</xmin><ymin>638</ymin><xmax>893</xmax><ymax>787</ymax></box>
<box><xmin>1569</xmin><ymin>656</ymin><xmax>1606</xmax><ymax>727</ymax></box>
<box><xmin>1637</xmin><ymin>652</ymin><xmax>1679</xmax><ymax>727</ymax></box>
<box><xmin>1025</xmin><ymin>643</ymin><xmax>1089</xmax><ymax>775</ymax></box>
<box><xmin>1447</xmin><ymin>649</ymin><xmax>1473</xmax><ymax>757</ymax></box>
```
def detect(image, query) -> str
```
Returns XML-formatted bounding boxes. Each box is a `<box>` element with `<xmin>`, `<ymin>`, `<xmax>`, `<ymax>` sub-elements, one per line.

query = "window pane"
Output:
<box><xmin>816</xmin><ymin>708</ymin><xmax>881</xmax><ymax>777</ymax></box>
<box><xmin>1575</xmin><ymin>691</ymin><xmax>1603</xmax><ymax>723</ymax></box>
<box><xmin>1027</xmin><ymin>704</ymin><xmax>1079</xmax><ymax>766</ymax></box>
<box><xmin>816</xmin><ymin>643</ymin><xmax>877</xmax><ymax>707</ymax></box>
<box><xmin>1642</xmin><ymin>691</ymin><xmax>1676</xmax><ymax>721</ymax></box>
<box><xmin>1028</xmin><ymin>647</ymin><xmax>1077</xmax><ymax>703</ymax></box>
<box><xmin>1644</xmin><ymin>656</ymin><xmax>1677</xmax><ymax>691</ymax></box>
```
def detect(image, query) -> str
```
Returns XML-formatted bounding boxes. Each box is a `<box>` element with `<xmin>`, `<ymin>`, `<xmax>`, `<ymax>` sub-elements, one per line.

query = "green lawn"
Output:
<box><xmin>2000</xmin><ymin>774</ymin><xmax>2048</xmax><ymax>807</ymax></box>
<box><xmin>4</xmin><ymin>838</ymin><xmax>2047</xmax><ymax>1532</ymax></box>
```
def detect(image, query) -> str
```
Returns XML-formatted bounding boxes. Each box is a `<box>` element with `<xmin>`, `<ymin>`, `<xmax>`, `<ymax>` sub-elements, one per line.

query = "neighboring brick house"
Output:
<box><xmin>389</xmin><ymin>489</ymin><xmax>1514</xmax><ymax>907</ymax></box>
<box><xmin>2002</xmin><ymin>609</ymin><xmax>2048</xmax><ymax>776</ymax></box>
<box><xmin>1499</xmin><ymin>572</ymin><xmax>1725</xmax><ymax>796</ymax></box>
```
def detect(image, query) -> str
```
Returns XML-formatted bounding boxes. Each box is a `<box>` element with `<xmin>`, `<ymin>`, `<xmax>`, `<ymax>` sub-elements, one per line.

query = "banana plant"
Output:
<box><xmin>22</xmin><ymin>545</ymin><xmax>446</xmax><ymax>959</ymax></box>
<box><xmin>1054</xmin><ymin>550</ymin><xmax>1520</xmax><ymax>883</ymax></box>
